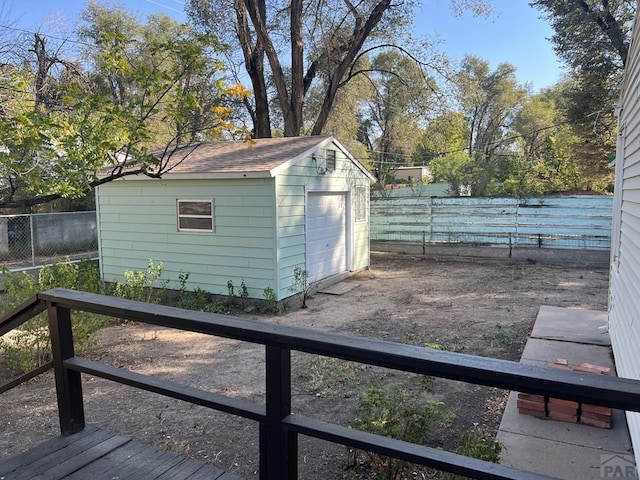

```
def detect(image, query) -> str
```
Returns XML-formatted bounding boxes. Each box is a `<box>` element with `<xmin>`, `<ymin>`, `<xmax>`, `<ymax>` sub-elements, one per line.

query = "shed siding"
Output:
<box><xmin>610</xmin><ymin>19</ymin><xmax>640</xmax><ymax>467</ymax></box>
<box><xmin>275</xmin><ymin>143</ymin><xmax>370</xmax><ymax>298</ymax></box>
<box><xmin>96</xmin><ymin>178</ymin><xmax>278</xmax><ymax>298</ymax></box>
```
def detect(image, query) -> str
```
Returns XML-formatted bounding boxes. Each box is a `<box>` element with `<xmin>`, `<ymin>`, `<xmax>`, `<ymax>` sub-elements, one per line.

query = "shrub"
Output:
<box><xmin>442</xmin><ymin>430</ymin><xmax>502</xmax><ymax>480</ymax></box>
<box><xmin>350</xmin><ymin>381</ymin><xmax>452</xmax><ymax>479</ymax></box>
<box><xmin>113</xmin><ymin>260</ymin><xmax>166</xmax><ymax>303</ymax></box>
<box><xmin>0</xmin><ymin>260</ymin><xmax>106</xmax><ymax>373</ymax></box>
<box><xmin>288</xmin><ymin>266</ymin><xmax>310</xmax><ymax>308</ymax></box>
<box><xmin>262</xmin><ymin>286</ymin><xmax>278</xmax><ymax>313</ymax></box>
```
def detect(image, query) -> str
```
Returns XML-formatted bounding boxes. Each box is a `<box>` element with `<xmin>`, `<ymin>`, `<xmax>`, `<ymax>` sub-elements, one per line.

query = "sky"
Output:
<box><xmin>5</xmin><ymin>0</ymin><xmax>564</xmax><ymax>92</ymax></box>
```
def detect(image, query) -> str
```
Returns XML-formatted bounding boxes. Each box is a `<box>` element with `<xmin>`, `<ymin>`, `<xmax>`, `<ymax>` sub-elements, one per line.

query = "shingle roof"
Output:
<box><xmin>161</xmin><ymin>135</ymin><xmax>332</xmax><ymax>175</ymax></box>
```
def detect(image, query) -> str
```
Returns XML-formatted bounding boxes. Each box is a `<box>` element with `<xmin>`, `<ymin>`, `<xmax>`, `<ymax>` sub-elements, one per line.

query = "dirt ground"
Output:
<box><xmin>0</xmin><ymin>253</ymin><xmax>610</xmax><ymax>479</ymax></box>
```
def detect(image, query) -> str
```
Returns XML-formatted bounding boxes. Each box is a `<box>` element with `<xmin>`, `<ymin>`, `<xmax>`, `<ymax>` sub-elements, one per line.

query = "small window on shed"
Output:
<box><xmin>355</xmin><ymin>186</ymin><xmax>367</xmax><ymax>223</ymax></box>
<box><xmin>326</xmin><ymin>150</ymin><xmax>336</xmax><ymax>172</ymax></box>
<box><xmin>177</xmin><ymin>200</ymin><xmax>214</xmax><ymax>232</ymax></box>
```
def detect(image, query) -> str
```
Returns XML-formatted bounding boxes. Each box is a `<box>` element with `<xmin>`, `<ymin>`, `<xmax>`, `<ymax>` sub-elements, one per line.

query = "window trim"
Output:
<box><xmin>354</xmin><ymin>186</ymin><xmax>367</xmax><ymax>223</ymax></box>
<box><xmin>326</xmin><ymin>150</ymin><xmax>336</xmax><ymax>173</ymax></box>
<box><xmin>177</xmin><ymin>199</ymin><xmax>214</xmax><ymax>233</ymax></box>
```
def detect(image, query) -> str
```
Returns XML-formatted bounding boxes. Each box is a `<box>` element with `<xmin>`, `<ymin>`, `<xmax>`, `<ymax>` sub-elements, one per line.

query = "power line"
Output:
<box><xmin>0</xmin><ymin>23</ymin><xmax>94</xmax><ymax>50</ymax></box>
<box><xmin>365</xmin><ymin>110</ymin><xmax>606</xmax><ymax>166</ymax></box>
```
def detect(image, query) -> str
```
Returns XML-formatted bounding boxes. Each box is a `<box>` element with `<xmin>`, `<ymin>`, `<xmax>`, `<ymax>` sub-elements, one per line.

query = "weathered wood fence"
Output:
<box><xmin>370</xmin><ymin>194</ymin><xmax>613</xmax><ymax>263</ymax></box>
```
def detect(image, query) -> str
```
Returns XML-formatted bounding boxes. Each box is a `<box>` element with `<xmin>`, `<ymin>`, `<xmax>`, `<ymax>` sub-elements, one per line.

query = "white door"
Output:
<box><xmin>306</xmin><ymin>192</ymin><xmax>347</xmax><ymax>282</ymax></box>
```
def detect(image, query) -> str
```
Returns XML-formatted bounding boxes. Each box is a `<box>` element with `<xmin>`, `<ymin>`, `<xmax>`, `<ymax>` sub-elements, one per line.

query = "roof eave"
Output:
<box><xmin>102</xmin><ymin>171</ymin><xmax>274</xmax><ymax>181</ymax></box>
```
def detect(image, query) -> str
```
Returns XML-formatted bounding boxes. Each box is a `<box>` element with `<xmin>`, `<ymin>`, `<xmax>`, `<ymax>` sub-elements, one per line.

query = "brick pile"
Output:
<box><xmin>517</xmin><ymin>358</ymin><xmax>613</xmax><ymax>429</ymax></box>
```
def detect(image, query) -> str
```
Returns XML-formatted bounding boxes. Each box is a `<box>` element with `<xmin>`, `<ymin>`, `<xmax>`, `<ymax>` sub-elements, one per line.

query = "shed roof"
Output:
<box><xmin>132</xmin><ymin>135</ymin><xmax>375</xmax><ymax>181</ymax></box>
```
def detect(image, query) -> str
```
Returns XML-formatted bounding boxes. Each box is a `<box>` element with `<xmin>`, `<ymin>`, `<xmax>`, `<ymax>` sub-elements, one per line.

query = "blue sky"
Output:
<box><xmin>7</xmin><ymin>0</ymin><xmax>563</xmax><ymax>92</ymax></box>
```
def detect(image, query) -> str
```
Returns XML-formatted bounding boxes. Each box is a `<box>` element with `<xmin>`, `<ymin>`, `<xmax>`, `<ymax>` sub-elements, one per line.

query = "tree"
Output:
<box><xmin>530</xmin><ymin>0</ymin><xmax>633</xmax><ymax>72</ymax></box>
<box><xmin>187</xmin><ymin>0</ymin><xmax>491</xmax><ymax>137</ymax></box>
<box><xmin>456</xmin><ymin>56</ymin><xmax>527</xmax><ymax>161</ymax></box>
<box><xmin>412</xmin><ymin>111</ymin><xmax>469</xmax><ymax>164</ymax></box>
<box><xmin>495</xmin><ymin>83</ymin><xmax>612</xmax><ymax>196</ymax></box>
<box><xmin>512</xmin><ymin>90</ymin><xmax>559</xmax><ymax>160</ymax></box>
<box><xmin>0</xmin><ymin>6</ymin><xmax>245</xmax><ymax>210</ymax></box>
<box><xmin>356</xmin><ymin>51</ymin><xmax>434</xmax><ymax>185</ymax></box>
<box><xmin>429</xmin><ymin>151</ymin><xmax>489</xmax><ymax>196</ymax></box>
<box><xmin>531</xmin><ymin>0</ymin><xmax>634</xmax><ymax>182</ymax></box>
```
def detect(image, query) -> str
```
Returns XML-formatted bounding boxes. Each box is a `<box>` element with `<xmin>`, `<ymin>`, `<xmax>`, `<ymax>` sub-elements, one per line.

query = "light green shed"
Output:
<box><xmin>96</xmin><ymin>135</ymin><xmax>375</xmax><ymax>301</ymax></box>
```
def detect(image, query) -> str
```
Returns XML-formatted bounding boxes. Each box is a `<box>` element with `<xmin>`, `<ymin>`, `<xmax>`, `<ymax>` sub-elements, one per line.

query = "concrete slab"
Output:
<box><xmin>497</xmin><ymin>430</ymin><xmax>629</xmax><ymax>480</ymax></box>
<box><xmin>497</xmin><ymin>306</ymin><xmax>637</xmax><ymax>480</ymax></box>
<box><xmin>520</xmin><ymin>338</ymin><xmax>614</xmax><ymax>371</ymax></box>
<box><xmin>531</xmin><ymin>306</ymin><xmax>609</xmax><ymax>346</ymax></box>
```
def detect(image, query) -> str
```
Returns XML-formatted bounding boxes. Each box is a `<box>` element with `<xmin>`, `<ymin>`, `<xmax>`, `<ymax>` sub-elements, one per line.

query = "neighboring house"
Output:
<box><xmin>96</xmin><ymin>135</ymin><xmax>375</xmax><ymax>301</ymax></box>
<box><xmin>610</xmin><ymin>10</ymin><xmax>640</xmax><ymax>468</ymax></box>
<box><xmin>393</xmin><ymin>166</ymin><xmax>432</xmax><ymax>183</ymax></box>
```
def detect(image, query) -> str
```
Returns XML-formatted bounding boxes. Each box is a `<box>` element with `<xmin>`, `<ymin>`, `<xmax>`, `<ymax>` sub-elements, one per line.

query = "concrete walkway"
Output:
<box><xmin>497</xmin><ymin>306</ymin><xmax>637</xmax><ymax>480</ymax></box>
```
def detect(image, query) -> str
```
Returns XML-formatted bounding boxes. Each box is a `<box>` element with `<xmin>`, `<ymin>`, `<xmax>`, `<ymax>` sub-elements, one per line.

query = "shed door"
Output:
<box><xmin>306</xmin><ymin>192</ymin><xmax>347</xmax><ymax>282</ymax></box>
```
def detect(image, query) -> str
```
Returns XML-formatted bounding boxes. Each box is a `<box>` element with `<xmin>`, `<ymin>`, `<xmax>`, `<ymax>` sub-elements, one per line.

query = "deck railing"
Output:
<box><xmin>3</xmin><ymin>288</ymin><xmax>640</xmax><ymax>480</ymax></box>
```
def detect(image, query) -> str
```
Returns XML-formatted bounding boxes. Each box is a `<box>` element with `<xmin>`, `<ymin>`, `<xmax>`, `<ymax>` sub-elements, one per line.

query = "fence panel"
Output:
<box><xmin>0</xmin><ymin>212</ymin><xmax>98</xmax><ymax>269</ymax></box>
<box><xmin>370</xmin><ymin>194</ymin><xmax>613</xmax><ymax>254</ymax></box>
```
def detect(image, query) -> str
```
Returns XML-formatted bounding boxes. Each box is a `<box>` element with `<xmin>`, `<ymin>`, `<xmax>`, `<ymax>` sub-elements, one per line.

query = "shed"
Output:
<box><xmin>96</xmin><ymin>135</ymin><xmax>375</xmax><ymax>301</ymax></box>
<box><xmin>610</xmin><ymin>9</ymin><xmax>640</xmax><ymax>468</ymax></box>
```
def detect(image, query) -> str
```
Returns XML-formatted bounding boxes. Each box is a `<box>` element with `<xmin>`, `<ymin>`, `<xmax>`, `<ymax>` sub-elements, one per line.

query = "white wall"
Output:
<box><xmin>609</xmin><ymin>12</ymin><xmax>640</xmax><ymax>468</ymax></box>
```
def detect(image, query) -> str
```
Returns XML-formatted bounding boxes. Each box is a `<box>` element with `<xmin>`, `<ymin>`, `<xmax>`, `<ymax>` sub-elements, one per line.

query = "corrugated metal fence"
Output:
<box><xmin>370</xmin><ymin>194</ymin><xmax>613</xmax><ymax>255</ymax></box>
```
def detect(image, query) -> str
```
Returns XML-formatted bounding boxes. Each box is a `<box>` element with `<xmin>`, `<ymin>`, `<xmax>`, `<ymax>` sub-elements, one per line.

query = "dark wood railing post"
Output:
<box><xmin>260</xmin><ymin>345</ymin><xmax>297</xmax><ymax>479</ymax></box>
<box><xmin>47</xmin><ymin>302</ymin><xmax>85</xmax><ymax>435</ymax></box>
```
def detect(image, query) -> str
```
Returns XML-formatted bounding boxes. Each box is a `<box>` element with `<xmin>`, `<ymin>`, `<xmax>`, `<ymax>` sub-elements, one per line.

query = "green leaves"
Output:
<box><xmin>0</xmin><ymin>4</ymin><xmax>247</xmax><ymax>209</ymax></box>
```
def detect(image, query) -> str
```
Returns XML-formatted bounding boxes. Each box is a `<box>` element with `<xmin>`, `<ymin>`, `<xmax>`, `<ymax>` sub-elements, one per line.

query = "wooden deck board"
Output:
<box><xmin>0</xmin><ymin>426</ymin><xmax>244</xmax><ymax>480</ymax></box>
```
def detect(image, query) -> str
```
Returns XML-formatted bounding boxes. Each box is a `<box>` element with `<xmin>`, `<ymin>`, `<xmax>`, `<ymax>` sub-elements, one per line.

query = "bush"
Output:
<box><xmin>0</xmin><ymin>260</ymin><xmax>106</xmax><ymax>373</ymax></box>
<box><xmin>350</xmin><ymin>381</ymin><xmax>452</xmax><ymax>480</ymax></box>
<box><xmin>113</xmin><ymin>260</ymin><xmax>166</xmax><ymax>303</ymax></box>
<box><xmin>442</xmin><ymin>430</ymin><xmax>502</xmax><ymax>480</ymax></box>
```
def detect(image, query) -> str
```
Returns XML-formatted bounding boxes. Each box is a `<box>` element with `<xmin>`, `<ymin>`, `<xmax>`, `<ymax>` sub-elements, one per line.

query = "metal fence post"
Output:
<box><xmin>48</xmin><ymin>302</ymin><xmax>85</xmax><ymax>435</ymax></box>
<box><xmin>260</xmin><ymin>345</ymin><xmax>297</xmax><ymax>479</ymax></box>
<box><xmin>30</xmin><ymin>214</ymin><xmax>35</xmax><ymax>267</ymax></box>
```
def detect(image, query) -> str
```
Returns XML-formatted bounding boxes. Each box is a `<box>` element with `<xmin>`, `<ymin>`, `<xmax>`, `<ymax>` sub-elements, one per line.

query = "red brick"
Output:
<box><xmin>581</xmin><ymin>404</ymin><xmax>612</xmax><ymax>416</ymax></box>
<box><xmin>580</xmin><ymin>416</ymin><xmax>612</xmax><ymax>429</ymax></box>
<box><xmin>548</xmin><ymin>397</ymin><xmax>579</xmax><ymax>409</ymax></box>
<box><xmin>518</xmin><ymin>408</ymin><xmax>547</xmax><ymax>418</ymax></box>
<box><xmin>548</xmin><ymin>411</ymin><xmax>578</xmax><ymax>423</ymax></box>
<box><xmin>581</xmin><ymin>411</ymin><xmax>612</xmax><ymax>422</ymax></box>
<box><xmin>547</xmin><ymin>404</ymin><xmax>579</xmax><ymax>416</ymax></box>
<box><xmin>517</xmin><ymin>393</ymin><xmax>545</xmax><ymax>403</ymax></box>
<box><xmin>554</xmin><ymin>358</ymin><xmax>569</xmax><ymax>366</ymax></box>
<box><xmin>572</xmin><ymin>364</ymin><xmax>611</xmax><ymax>375</ymax></box>
<box><xmin>579</xmin><ymin>363</ymin><xmax>611</xmax><ymax>374</ymax></box>
<box><xmin>517</xmin><ymin>399</ymin><xmax>546</xmax><ymax>412</ymax></box>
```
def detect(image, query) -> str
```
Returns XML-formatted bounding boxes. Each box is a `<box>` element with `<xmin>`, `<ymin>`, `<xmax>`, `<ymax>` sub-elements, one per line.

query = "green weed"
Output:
<box><xmin>0</xmin><ymin>260</ymin><xmax>106</xmax><ymax>373</ymax></box>
<box><xmin>301</xmin><ymin>356</ymin><xmax>363</xmax><ymax>399</ymax></box>
<box><xmin>350</xmin><ymin>381</ymin><xmax>453</xmax><ymax>480</ymax></box>
<box><xmin>262</xmin><ymin>286</ymin><xmax>278</xmax><ymax>313</ymax></box>
<box><xmin>113</xmin><ymin>260</ymin><xmax>166</xmax><ymax>303</ymax></box>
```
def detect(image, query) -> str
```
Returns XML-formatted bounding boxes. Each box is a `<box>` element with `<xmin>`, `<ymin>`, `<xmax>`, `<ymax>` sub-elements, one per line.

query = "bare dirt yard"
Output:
<box><xmin>0</xmin><ymin>252</ymin><xmax>609</xmax><ymax>479</ymax></box>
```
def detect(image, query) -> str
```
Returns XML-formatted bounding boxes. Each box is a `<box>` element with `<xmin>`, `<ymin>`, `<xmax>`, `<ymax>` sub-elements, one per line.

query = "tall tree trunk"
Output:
<box><xmin>289</xmin><ymin>0</ymin><xmax>304</xmax><ymax>136</ymax></box>
<box><xmin>311</xmin><ymin>0</ymin><xmax>392</xmax><ymax>135</ymax></box>
<box><xmin>235</xmin><ymin>1</ymin><xmax>271</xmax><ymax>138</ymax></box>
<box><xmin>32</xmin><ymin>34</ymin><xmax>48</xmax><ymax>113</ymax></box>
<box><xmin>244</xmin><ymin>0</ymin><xmax>295</xmax><ymax>135</ymax></box>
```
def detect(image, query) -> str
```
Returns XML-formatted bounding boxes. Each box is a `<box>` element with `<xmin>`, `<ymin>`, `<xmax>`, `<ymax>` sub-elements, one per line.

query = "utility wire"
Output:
<box><xmin>366</xmin><ymin>110</ymin><xmax>605</xmax><ymax>166</ymax></box>
<box><xmin>0</xmin><ymin>23</ymin><xmax>94</xmax><ymax>50</ymax></box>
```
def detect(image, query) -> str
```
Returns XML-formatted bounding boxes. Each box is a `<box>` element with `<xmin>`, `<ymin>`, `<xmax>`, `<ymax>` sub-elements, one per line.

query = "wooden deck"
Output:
<box><xmin>0</xmin><ymin>425</ymin><xmax>244</xmax><ymax>479</ymax></box>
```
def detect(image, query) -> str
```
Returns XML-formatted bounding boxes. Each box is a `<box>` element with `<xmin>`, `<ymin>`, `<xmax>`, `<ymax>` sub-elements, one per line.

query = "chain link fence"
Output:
<box><xmin>0</xmin><ymin>212</ymin><xmax>98</xmax><ymax>270</ymax></box>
